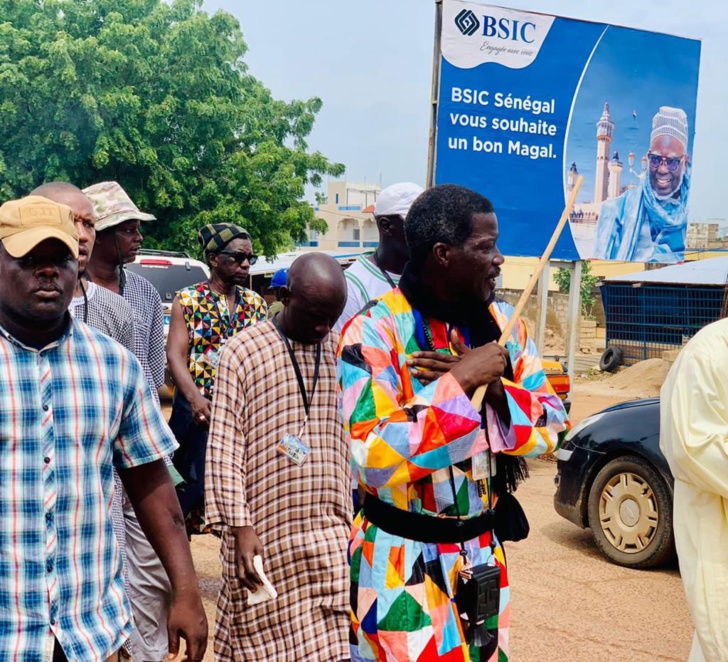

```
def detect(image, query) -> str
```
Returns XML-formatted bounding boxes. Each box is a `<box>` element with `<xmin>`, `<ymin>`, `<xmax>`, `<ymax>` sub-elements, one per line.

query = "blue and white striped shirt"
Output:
<box><xmin>0</xmin><ymin>317</ymin><xmax>178</xmax><ymax>660</ymax></box>
<box><xmin>122</xmin><ymin>269</ymin><xmax>166</xmax><ymax>399</ymax></box>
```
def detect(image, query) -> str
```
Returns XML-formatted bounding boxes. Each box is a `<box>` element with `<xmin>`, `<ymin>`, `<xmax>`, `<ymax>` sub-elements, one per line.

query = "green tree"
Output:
<box><xmin>0</xmin><ymin>0</ymin><xmax>342</xmax><ymax>256</ymax></box>
<box><xmin>554</xmin><ymin>261</ymin><xmax>600</xmax><ymax>319</ymax></box>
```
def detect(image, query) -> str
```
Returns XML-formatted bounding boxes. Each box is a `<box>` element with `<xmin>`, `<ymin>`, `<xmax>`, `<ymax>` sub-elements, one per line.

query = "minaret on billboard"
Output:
<box><xmin>567</xmin><ymin>162</ymin><xmax>579</xmax><ymax>193</ymax></box>
<box><xmin>594</xmin><ymin>102</ymin><xmax>614</xmax><ymax>204</ymax></box>
<box><xmin>607</xmin><ymin>151</ymin><xmax>623</xmax><ymax>199</ymax></box>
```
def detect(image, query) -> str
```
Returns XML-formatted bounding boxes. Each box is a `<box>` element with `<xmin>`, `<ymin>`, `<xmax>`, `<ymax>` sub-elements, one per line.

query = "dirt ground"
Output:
<box><xmin>569</xmin><ymin>358</ymin><xmax>669</xmax><ymax>424</ymax></box>
<box><xmin>507</xmin><ymin>459</ymin><xmax>691</xmax><ymax>662</ymax></box>
<box><xmin>172</xmin><ymin>364</ymin><xmax>691</xmax><ymax>661</ymax></box>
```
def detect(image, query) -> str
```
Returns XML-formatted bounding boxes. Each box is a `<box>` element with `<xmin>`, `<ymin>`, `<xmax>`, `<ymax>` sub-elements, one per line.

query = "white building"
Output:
<box><xmin>304</xmin><ymin>181</ymin><xmax>382</xmax><ymax>251</ymax></box>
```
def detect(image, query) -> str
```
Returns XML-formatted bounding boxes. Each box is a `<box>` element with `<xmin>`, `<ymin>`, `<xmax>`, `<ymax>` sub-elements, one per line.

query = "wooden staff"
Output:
<box><xmin>471</xmin><ymin>175</ymin><xmax>584</xmax><ymax>411</ymax></box>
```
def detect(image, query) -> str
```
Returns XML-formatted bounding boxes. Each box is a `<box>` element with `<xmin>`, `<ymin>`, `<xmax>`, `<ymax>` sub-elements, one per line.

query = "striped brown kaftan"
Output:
<box><xmin>205</xmin><ymin>320</ymin><xmax>351</xmax><ymax>660</ymax></box>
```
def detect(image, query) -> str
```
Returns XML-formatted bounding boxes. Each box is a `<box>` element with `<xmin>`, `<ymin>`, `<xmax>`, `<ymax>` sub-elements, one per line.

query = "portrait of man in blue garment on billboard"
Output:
<box><xmin>594</xmin><ymin>106</ymin><xmax>691</xmax><ymax>263</ymax></box>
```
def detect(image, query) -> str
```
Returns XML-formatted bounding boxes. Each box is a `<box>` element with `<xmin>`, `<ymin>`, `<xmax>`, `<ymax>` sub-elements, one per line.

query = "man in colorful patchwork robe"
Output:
<box><xmin>338</xmin><ymin>184</ymin><xmax>569</xmax><ymax>662</ymax></box>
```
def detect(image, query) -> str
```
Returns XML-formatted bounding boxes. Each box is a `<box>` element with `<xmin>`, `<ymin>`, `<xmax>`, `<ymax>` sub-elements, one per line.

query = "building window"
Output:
<box><xmin>353</xmin><ymin>228</ymin><xmax>360</xmax><ymax>241</ymax></box>
<box><xmin>335</xmin><ymin>193</ymin><xmax>339</xmax><ymax>204</ymax></box>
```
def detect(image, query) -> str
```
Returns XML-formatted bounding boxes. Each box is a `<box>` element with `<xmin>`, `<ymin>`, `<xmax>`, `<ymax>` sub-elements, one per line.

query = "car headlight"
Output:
<box><xmin>563</xmin><ymin>412</ymin><xmax>607</xmax><ymax>444</ymax></box>
<box><xmin>555</xmin><ymin>447</ymin><xmax>574</xmax><ymax>462</ymax></box>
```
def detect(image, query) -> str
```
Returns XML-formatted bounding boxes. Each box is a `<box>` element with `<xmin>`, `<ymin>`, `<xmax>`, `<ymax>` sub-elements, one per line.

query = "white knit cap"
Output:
<box><xmin>651</xmin><ymin>106</ymin><xmax>689</xmax><ymax>150</ymax></box>
<box><xmin>374</xmin><ymin>182</ymin><xmax>424</xmax><ymax>218</ymax></box>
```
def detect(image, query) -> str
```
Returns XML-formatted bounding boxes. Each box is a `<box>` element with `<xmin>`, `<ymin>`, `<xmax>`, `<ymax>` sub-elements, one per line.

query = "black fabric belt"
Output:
<box><xmin>362</xmin><ymin>494</ymin><xmax>495</xmax><ymax>544</ymax></box>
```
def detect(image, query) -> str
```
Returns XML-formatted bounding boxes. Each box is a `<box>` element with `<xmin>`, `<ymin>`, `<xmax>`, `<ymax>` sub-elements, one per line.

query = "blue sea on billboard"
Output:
<box><xmin>435</xmin><ymin>0</ymin><xmax>701</xmax><ymax>263</ymax></box>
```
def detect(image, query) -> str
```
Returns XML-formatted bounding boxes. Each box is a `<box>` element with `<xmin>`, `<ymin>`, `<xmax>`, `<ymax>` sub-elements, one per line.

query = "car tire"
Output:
<box><xmin>587</xmin><ymin>456</ymin><xmax>675</xmax><ymax>569</ymax></box>
<box><xmin>599</xmin><ymin>346</ymin><xmax>623</xmax><ymax>373</ymax></box>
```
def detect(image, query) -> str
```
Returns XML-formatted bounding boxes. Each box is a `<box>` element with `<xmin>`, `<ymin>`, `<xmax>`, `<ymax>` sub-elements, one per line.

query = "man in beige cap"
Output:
<box><xmin>0</xmin><ymin>196</ymin><xmax>207</xmax><ymax>661</ymax></box>
<box><xmin>83</xmin><ymin>181</ymin><xmax>176</xmax><ymax>660</ymax></box>
<box><xmin>32</xmin><ymin>181</ymin><xmax>139</xmax><ymax>657</ymax></box>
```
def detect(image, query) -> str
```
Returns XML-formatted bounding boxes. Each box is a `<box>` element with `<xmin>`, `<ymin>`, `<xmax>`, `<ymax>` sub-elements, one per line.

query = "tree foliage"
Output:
<box><xmin>0</xmin><ymin>0</ymin><xmax>344</xmax><ymax>256</ymax></box>
<box><xmin>554</xmin><ymin>261</ymin><xmax>600</xmax><ymax>319</ymax></box>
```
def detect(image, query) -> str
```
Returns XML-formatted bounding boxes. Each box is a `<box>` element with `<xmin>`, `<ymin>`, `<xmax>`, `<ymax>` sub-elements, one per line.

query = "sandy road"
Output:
<box><xmin>507</xmin><ymin>460</ymin><xmax>691</xmax><ymax>662</ymax></box>
<box><xmin>508</xmin><ymin>388</ymin><xmax>692</xmax><ymax>661</ymax></box>
<box><xmin>178</xmin><ymin>387</ymin><xmax>694</xmax><ymax>661</ymax></box>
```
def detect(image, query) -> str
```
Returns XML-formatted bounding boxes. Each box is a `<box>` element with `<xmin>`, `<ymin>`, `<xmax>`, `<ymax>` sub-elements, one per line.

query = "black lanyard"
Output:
<box><xmin>273</xmin><ymin>318</ymin><xmax>321</xmax><ymax>416</ymax></box>
<box><xmin>78</xmin><ymin>278</ymin><xmax>89</xmax><ymax>324</ymax></box>
<box><xmin>371</xmin><ymin>252</ymin><xmax>397</xmax><ymax>289</ymax></box>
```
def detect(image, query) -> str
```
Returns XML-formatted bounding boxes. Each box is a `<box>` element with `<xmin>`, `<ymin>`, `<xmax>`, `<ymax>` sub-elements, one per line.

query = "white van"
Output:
<box><xmin>126</xmin><ymin>250</ymin><xmax>210</xmax><ymax>339</ymax></box>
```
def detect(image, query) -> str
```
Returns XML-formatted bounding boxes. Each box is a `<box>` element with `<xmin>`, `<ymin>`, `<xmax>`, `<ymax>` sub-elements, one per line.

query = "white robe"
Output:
<box><xmin>660</xmin><ymin>318</ymin><xmax>728</xmax><ymax>662</ymax></box>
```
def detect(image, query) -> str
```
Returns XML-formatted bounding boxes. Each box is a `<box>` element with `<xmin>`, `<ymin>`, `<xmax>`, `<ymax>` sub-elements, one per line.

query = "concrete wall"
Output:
<box><xmin>499</xmin><ymin>258</ymin><xmax>645</xmax><ymax>292</ymax></box>
<box><xmin>499</xmin><ymin>287</ymin><xmax>606</xmax><ymax>356</ymax></box>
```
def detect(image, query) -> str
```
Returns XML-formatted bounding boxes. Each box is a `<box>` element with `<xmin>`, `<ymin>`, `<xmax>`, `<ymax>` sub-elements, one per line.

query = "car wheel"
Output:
<box><xmin>587</xmin><ymin>456</ymin><xmax>675</xmax><ymax>569</ymax></box>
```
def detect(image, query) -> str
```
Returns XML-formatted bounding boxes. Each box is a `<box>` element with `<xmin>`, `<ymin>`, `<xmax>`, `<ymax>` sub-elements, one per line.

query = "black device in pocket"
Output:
<box><xmin>455</xmin><ymin>563</ymin><xmax>501</xmax><ymax>629</ymax></box>
<box><xmin>447</xmin><ymin>443</ymin><xmax>502</xmax><ymax>647</ymax></box>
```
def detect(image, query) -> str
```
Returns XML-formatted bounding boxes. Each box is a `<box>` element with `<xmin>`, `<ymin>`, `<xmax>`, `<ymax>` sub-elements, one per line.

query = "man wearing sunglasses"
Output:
<box><xmin>167</xmin><ymin>223</ymin><xmax>267</xmax><ymax>535</ymax></box>
<box><xmin>594</xmin><ymin>106</ymin><xmax>691</xmax><ymax>262</ymax></box>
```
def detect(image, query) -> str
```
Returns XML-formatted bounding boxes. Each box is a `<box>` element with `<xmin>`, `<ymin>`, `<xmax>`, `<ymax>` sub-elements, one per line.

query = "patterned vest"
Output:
<box><xmin>178</xmin><ymin>281</ymin><xmax>267</xmax><ymax>398</ymax></box>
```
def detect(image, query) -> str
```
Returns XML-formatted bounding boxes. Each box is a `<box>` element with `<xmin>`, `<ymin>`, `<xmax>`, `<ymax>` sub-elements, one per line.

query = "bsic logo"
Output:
<box><xmin>482</xmin><ymin>16</ymin><xmax>536</xmax><ymax>43</ymax></box>
<box><xmin>454</xmin><ymin>9</ymin><xmax>480</xmax><ymax>36</ymax></box>
<box><xmin>443</xmin><ymin>5</ymin><xmax>553</xmax><ymax>69</ymax></box>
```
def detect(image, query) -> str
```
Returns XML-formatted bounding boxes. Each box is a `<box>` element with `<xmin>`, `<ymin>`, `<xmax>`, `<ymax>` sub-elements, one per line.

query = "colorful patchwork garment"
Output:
<box><xmin>337</xmin><ymin>289</ymin><xmax>568</xmax><ymax>662</ymax></box>
<box><xmin>177</xmin><ymin>281</ymin><xmax>267</xmax><ymax>398</ymax></box>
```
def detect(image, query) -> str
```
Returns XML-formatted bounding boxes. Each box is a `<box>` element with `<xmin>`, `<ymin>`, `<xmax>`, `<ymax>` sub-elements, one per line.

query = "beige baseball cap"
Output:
<box><xmin>0</xmin><ymin>196</ymin><xmax>79</xmax><ymax>258</ymax></box>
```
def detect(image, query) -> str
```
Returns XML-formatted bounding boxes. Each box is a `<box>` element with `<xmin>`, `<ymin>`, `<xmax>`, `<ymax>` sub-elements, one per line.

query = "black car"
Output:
<box><xmin>553</xmin><ymin>398</ymin><xmax>676</xmax><ymax>569</ymax></box>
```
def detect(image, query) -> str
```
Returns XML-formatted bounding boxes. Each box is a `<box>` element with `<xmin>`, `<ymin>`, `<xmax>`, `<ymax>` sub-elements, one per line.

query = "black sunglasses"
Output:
<box><xmin>219</xmin><ymin>250</ymin><xmax>258</xmax><ymax>265</ymax></box>
<box><xmin>647</xmin><ymin>153</ymin><xmax>683</xmax><ymax>173</ymax></box>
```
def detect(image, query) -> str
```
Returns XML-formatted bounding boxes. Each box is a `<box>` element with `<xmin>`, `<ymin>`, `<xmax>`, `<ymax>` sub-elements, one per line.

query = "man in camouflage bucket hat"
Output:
<box><xmin>84</xmin><ymin>181</ymin><xmax>175</xmax><ymax>661</ymax></box>
<box><xmin>84</xmin><ymin>181</ymin><xmax>156</xmax><ymax>294</ymax></box>
<box><xmin>84</xmin><ymin>180</ymin><xmax>164</xmax><ymax>397</ymax></box>
<box><xmin>86</xmin><ymin>181</ymin><xmax>157</xmax><ymax>230</ymax></box>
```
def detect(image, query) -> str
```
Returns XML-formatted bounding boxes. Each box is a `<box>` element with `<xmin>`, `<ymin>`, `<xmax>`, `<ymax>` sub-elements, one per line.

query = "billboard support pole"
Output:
<box><xmin>470</xmin><ymin>176</ymin><xmax>584</xmax><ymax>411</ymax></box>
<box><xmin>425</xmin><ymin>0</ymin><xmax>443</xmax><ymax>189</ymax></box>
<box><xmin>535</xmin><ymin>262</ymin><xmax>550</xmax><ymax>356</ymax></box>
<box><xmin>566</xmin><ymin>260</ymin><xmax>583</xmax><ymax>394</ymax></box>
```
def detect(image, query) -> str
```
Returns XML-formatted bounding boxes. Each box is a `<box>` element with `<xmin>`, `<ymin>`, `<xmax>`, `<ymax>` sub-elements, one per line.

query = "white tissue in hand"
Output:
<box><xmin>246</xmin><ymin>555</ymin><xmax>278</xmax><ymax>605</ymax></box>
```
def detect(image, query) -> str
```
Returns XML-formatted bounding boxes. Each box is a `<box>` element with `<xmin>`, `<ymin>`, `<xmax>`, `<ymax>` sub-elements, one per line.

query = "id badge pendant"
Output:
<box><xmin>204</xmin><ymin>348</ymin><xmax>222</xmax><ymax>370</ymax></box>
<box><xmin>277</xmin><ymin>433</ymin><xmax>311</xmax><ymax>466</ymax></box>
<box><xmin>471</xmin><ymin>450</ymin><xmax>496</xmax><ymax>481</ymax></box>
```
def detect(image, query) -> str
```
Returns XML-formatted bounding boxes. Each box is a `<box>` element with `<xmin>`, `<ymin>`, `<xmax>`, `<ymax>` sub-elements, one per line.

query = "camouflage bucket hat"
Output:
<box><xmin>82</xmin><ymin>181</ymin><xmax>156</xmax><ymax>232</ymax></box>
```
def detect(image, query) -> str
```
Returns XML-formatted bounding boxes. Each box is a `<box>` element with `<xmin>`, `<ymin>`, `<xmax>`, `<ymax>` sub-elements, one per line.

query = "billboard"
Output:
<box><xmin>433</xmin><ymin>1</ymin><xmax>701</xmax><ymax>263</ymax></box>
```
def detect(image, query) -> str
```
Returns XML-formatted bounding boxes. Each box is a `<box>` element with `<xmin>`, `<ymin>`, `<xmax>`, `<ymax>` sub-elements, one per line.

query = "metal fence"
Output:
<box><xmin>600</xmin><ymin>282</ymin><xmax>725</xmax><ymax>365</ymax></box>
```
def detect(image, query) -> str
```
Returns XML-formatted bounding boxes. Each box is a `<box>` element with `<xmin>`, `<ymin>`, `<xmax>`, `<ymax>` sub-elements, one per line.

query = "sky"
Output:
<box><xmin>201</xmin><ymin>0</ymin><xmax>728</xmax><ymax>222</ymax></box>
